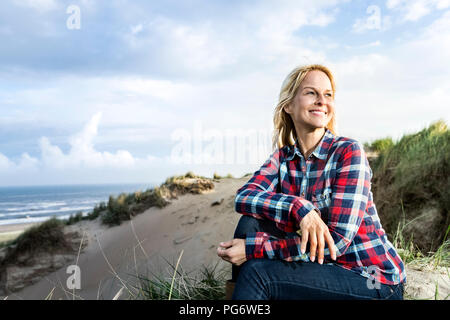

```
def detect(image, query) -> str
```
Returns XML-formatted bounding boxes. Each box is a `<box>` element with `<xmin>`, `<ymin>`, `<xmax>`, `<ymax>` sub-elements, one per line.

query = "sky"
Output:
<box><xmin>0</xmin><ymin>0</ymin><xmax>449</xmax><ymax>186</ymax></box>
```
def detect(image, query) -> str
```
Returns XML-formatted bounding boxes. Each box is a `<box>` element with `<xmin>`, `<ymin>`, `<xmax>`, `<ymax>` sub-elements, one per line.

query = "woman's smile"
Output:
<box><xmin>309</xmin><ymin>109</ymin><xmax>327</xmax><ymax>117</ymax></box>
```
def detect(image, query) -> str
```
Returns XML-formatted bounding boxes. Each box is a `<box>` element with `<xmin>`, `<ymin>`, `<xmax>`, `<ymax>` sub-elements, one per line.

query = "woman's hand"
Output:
<box><xmin>217</xmin><ymin>239</ymin><xmax>247</xmax><ymax>266</ymax></box>
<box><xmin>300</xmin><ymin>209</ymin><xmax>337</xmax><ymax>264</ymax></box>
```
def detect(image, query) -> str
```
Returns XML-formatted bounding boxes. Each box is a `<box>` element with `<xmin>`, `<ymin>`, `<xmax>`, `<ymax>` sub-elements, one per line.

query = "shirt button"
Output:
<box><xmin>301</xmin><ymin>192</ymin><xmax>305</xmax><ymax>197</ymax></box>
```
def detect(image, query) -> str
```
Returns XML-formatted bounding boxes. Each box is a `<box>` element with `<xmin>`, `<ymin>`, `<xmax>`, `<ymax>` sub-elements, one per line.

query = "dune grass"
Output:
<box><xmin>368</xmin><ymin>120</ymin><xmax>450</xmax><ymax>253</ymax></box>
<box><xmin>393</xmin><ymin>211</ymin><xmax>450</xmax><ymax>269</ymax></box>
<box><xmin>135</xmin><ymin>260</ymin><xmax>227</xmax><ymax>300</ymax></box>
<box><xmin>0</xmin><ymin>218</ymin><xmax>70</xmax><ymax>267</ymax></box>
<box><xmin>213</xmin><ymin>172</ymin><xmax>234</xmax><ymax>179</ymax></box>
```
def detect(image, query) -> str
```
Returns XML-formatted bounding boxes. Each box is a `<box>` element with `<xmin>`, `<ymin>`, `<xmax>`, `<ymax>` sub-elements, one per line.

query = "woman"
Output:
<box><xmin>217</xmin><ymin>64</ymin><xmax>406</xmax><ymax>300</ymax></box>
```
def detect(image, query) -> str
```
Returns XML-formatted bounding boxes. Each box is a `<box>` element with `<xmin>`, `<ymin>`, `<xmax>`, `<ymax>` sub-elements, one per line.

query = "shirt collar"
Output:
<box><xmin>285</xmin><ymin>129</ymin><xmax>335</xmax><ymax>161</ymax></box>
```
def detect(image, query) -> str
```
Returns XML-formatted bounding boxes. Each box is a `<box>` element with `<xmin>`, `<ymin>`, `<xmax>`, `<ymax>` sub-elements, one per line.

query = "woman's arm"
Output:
<box><xmin>326</xmin><ymin>141</ymin><xmax>370</xmax><ymax>256</ymax></box>
<box><xmin>244</xmin><ymin>141</ymin><xmax>370</xmax><ymax>262</ymax></box>
<box><xmin>235</xmin><ymin>149</ymin><xmax>319</xmax><ymax>233</ymax></box>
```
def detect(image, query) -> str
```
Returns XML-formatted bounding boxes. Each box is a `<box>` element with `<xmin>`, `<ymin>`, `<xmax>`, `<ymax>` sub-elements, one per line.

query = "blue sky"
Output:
<box><xmin>1</xmin><ymin>0</ymin><xmax>449</xmax><ymax>186</ymax></box>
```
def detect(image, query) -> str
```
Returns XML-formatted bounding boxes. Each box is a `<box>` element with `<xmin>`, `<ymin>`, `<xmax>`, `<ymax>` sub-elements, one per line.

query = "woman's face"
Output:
<box><xmin>285</xmin><ymin>70</ymin><xmax>335</xmax><ymax>133</ymax></box>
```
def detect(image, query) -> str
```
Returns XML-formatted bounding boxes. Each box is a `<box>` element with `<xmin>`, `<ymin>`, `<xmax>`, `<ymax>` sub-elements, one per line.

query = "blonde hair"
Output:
<box><xmin>272</xmin><ymin>64</ymin><xmax>337</xmax><ymax>150</ymax></box>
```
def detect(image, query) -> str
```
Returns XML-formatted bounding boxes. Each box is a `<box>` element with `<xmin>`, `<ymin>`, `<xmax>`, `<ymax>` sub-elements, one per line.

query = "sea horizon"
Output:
<box><xmin>0</xmin><ymin>181</ymin><xmax>160</xmax><ymax>189</ymax></box>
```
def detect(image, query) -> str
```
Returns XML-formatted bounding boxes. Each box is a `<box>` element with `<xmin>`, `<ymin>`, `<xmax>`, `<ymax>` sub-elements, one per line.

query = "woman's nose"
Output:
<box><xmin>315</xmin><ymin>94</ymin><xmax>326</xmax><ymax>105</ymax></box>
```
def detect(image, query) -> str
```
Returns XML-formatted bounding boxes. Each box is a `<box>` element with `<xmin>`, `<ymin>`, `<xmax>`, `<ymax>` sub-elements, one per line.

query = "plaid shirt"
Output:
<box><xmin>235</xmin><ymin>129</ymin><xmax>406</xmax><ymax>285</ymax></box>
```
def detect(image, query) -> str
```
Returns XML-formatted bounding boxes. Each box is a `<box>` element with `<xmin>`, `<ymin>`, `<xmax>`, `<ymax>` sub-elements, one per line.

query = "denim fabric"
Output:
<box><xmin>232</xmin><ymin>215</ymin><xmax>403</xmax><ymax>300</ymax></box>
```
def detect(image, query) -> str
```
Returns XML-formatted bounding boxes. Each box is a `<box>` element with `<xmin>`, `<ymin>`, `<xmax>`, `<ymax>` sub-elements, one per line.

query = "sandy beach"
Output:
<box><xmin>0</xmin><ymin>223</ymin><xmax>38</xmax><ymax>234</ymax></box>
<box><xmin>0</xmin><ymin>223</ymin><xmax>38</xmax><ymax>244</ymax></box>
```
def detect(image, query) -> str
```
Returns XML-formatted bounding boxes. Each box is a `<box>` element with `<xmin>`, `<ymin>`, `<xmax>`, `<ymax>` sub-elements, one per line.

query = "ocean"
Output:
<box><xmin>0</xmin><ymin>183</ymin><xmax>156</xmax><ymax>226</ymax></box>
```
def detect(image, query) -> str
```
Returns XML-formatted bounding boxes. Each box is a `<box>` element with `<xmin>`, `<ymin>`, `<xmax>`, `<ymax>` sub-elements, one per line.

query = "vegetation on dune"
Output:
<box><xmin>64</xmin><ymin>171</ymin><xmax>216</xmax><ymax>227</ymax></box>
<box><xmin>213</xmin><ymin>172</ymin><xmax>234</xmax><ymax>179</ymax></box>
<box><xmin>0</xmin><ymin>218</ymin><xmax>72</xmax><ymax>267</ymax></box>
<box><xmin>366</xmin><ymin>120</ymin><xmax>450</xmax><ymax>254</ymax></box>
<box><xmin>135</xmin><ymin>260</ymin><xmax>227</xmax><ymax>300</ymax></box>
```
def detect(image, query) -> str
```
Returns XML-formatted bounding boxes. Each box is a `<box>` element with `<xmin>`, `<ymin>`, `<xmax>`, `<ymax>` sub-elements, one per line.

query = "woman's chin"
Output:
<box><xmin>308</xmin><ymin>121</ymin><xmax>328</xmax><ymax>130</ymax></box>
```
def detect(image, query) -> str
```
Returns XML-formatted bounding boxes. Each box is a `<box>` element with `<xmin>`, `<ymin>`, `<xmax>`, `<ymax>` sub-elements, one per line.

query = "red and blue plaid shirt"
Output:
<box><xmin>235</xmin><ymin>129</ymin><xmax>406</xmax><ymax>285</ymax></box>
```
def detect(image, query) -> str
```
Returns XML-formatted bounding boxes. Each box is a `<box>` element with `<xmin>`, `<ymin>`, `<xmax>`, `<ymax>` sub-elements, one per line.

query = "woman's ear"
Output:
<box><xmin>283</xmin><ymin>103</ymin><xmax>292</xmax><ymax>115</ymax></box>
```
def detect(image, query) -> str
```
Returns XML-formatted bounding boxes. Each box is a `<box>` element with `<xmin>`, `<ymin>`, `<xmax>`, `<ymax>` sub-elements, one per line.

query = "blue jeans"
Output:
<box><xmin>231</xmin><ymin>215</ymin><xmax>404</xmax><ymax>300</ymax></box>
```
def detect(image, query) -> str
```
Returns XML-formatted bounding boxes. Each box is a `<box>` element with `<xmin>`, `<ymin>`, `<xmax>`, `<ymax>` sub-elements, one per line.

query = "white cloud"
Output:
<box><xmin>124</xmin><ymin>16</ymin><xmax>238</xmax><ymax>73</ymax></box>
<box><xmin>18</xmin><ymin>153</ymin><xmax>39</xmax><ymax>169</ymax></box>
<box><xmin>436</xmin><ymin>0</ymin><xmax>450</xmax><ymax>9</ymax></box>
<box><xmin>326</xmin><ymin>9</ymin><xmax>450</xmax><ymax>143</ymax></box>
<box><xmin>131</xmin><ymin>24</ymin><xmax>143</xmax><ymax>35</ymax></box>
<box><xmin>403</xmin><ymin>1</ymin><xmax>430</xmax><ymax>21</ymax></box>
<box><xmin>0</xmin><ymin>152</ymin><xmax>39</xmax><ymax>172</ymax></box>
<box><xmin>120</xmin><ymin>1</ymin><xmax>344</xmax><ymax>77</ymax></box>
<box><xmin>13</xmin><ymin>0</ymin><xmax>58</xmax><ymax>12</ymax></box>
<box><xmin>39</xmin><ymin>112</ymin><xmax>139</xmax><ymax>169</ymax></box>
<box><xmin>423</xmin><ymin>9</ymin><xmax>450</xmax><ymax>35</ymax></box>
<box><xmin>386</xmin><ymin>0</ymin><xmax>450</xmax><ymax>22</ymax></box>
<box><xmin>396</xmin><ymin>9</ymin><xmax>450</xmax><ymax>79</ymax></box>
<box><xmin>332</xmin><ymin>54</ymin><xmax>390</xmax><ymax>80</ymax></box>
<box><xmin>1</xmin><ymin>113</ymin><xmax>161</xmax><ymax>172</ymax></box>
<box><xmin>0</xmin><ymin>112</ymin><xmax>170</xmax><ymax>185</ymax></box>
<box><xmin>0</xmin><ymin>153</ymin><xmax>12</xmax><ymax>170</ymax></box>
<box><xmin>108</xmin><ymin>77</ymin><xmax>194</xmax><ymax>102</ymax></box>
<box><xmin>352</xmin><ymin>14</ymin><xmax>392</xmax><ymax>33</ymax></box>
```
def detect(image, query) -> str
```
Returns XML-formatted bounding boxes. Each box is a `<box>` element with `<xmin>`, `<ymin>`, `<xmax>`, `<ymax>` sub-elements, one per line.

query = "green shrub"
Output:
<box><xmin>101</xmin><ymin>194</ymin><xmax>131</xmax><ymax>226</ymax></box>
<box><xmin>144</xmin><ymin>187</ymin><xmax>169</xmax><ymax>208</ymax></box>
<box><xmin>366</xmin><ymin>137</ymin><xmax>395</xmax><ymax>153</ymax></box>
<box><xmin>66</xmin><ymin>211</ymin><xmax>83</xmax><ymax>225</ymax></box>
<box><xmin>85</xmin><ymin>202</ymin><xmax>106</xmax><ymax>221</ymax></box>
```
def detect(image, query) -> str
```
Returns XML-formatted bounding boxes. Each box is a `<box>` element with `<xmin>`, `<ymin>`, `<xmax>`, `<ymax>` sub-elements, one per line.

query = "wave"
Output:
<box><xmin>0</xmin><ymin>206</ymin><xmax>93</xmax><ymax>220</ymax></box>
<box><xmin>1</xmin><ymin>201</ymin><xmax>69</xmax><ymax>212</ymax></box>
<box><xmin>0</xmin><ymin>214</ymin><xmax>79</xmax><ymax>226</ymax></box>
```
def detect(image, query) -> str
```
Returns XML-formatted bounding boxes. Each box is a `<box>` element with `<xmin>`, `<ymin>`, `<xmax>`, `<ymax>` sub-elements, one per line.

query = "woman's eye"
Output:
<box><xmin>307</xmin><ymin>91</ymin><xmax>315</xmax><ymax>95</ymax></box>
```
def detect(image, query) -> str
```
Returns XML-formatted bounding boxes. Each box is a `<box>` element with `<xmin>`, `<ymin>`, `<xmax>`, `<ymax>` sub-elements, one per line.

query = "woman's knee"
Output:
<box><xmin>239</xmin><ymin>258</ymin><xmax>266</xmax><ymax>275</ymax></box>
<box><xmin>232</xmin><ymin>259</ymin><xmax>270</xmax><ymax>300</ymax></box>
<box><xmin>233</xmin><ymin>215</ymin><xmax>261</xmax><ymax>239</ymax></box>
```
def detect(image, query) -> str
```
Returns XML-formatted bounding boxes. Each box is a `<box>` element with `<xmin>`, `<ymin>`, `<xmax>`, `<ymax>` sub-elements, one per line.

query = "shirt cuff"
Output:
<box><xmin>245</xmin><ymin>232</ymin><xmax>270</xmax><ymax>260</ymax></box>
<box><xmin>291</xmin><ymin>197</ymin><xmax>318</xmax><ymax>223</ymax></box>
